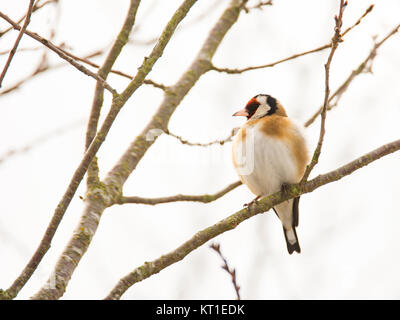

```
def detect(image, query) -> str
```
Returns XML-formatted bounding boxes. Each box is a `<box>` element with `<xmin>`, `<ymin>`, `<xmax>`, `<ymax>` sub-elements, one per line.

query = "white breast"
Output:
<box><xmin>232</xmin><ymin>123</ymin><xmax>298</xmax><ymax>197</ymax></box>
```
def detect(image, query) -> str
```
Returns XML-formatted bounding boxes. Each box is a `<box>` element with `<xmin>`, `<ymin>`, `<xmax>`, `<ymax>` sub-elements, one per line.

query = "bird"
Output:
<box><xmin>232</xmin><ymin>94</ymin><xmax>309</xmax><ymax>254</ymax></box>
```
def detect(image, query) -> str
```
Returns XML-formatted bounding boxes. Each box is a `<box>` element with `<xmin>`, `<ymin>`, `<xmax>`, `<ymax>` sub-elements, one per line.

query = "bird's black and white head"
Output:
<box><xmin>233</xmin><ymin>94</ymin><xmax>286</xmax><ymax>120</ymax></box>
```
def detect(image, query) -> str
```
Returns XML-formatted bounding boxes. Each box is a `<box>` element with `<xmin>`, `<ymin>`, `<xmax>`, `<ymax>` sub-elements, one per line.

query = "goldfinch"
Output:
<box><xmin>232</xmin><ymin>94</ymin><xmax>309</xmax><ymax>254</ymax></box>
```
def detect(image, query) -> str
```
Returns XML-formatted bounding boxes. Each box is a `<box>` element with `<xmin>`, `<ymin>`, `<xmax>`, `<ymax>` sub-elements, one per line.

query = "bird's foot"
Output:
<box><xmin>281</xmin><ymin>183</ymin><xmax>291</xmax><ymax>196</ymax></box>
<box><xmin>243</xmin><ymin>195</ymin><xmax>261</xmax><ymax>209</ymax></box>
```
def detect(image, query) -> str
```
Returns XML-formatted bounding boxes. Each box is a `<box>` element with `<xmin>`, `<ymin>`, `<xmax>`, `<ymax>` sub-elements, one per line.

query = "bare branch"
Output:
<box><xmin>0</xmin><ymin>11</ymin><xmax>117</xmax><ymax>95</ymax></box>
<box><xmin>85</xmin><ymin>0</ymin><xmax>142</xmax><ymax>187</ymax></box>
<box><xmin>0</xmin><ymin>0</ymin><xmax>35</xmax><ymax>88</ymax></box>
<box><xmin>0</xmin><ymin>51</ymin><xmax>48</xmax><ymax>95</ymax></box>
<box><xmin>0</xmin><ymin>50</ymin><xmax>104</xmax><ymax>96</ymax></box>
<box><xmin>301</xmin><ymin>0</ymin><xmax>346</xmax><ymax>183</ymax></box>
<box><xmin>25</xmin><ymin>0</ymin><xmax>246</xmax><ymax>301</ymax></box>
<box><xmin>0</xmin><ymin>0</ymin><xmax>58</xmax><ymax>38</ymax></box>
<box><xmin>0</xmin><ymin>46</ymin><xmax>42</xmax><ymax>56</ymax></box>
<box><xmin>105</xmin><ymin>0</ymin><xmax>247</xmax><ymax>191</ymax></box>
<box><xmin>210</xmin><ymin>243</ymin><xmax>241</xmax><ymax>300</ymax></box>
<box><xmin>105</xmin><ymin>138</ymin><xmax>400</xmax><ymax>300</ymax></box>
<box><xmin>119</xmin><ymin>181</ymin><xmax>242</xmax><ymax>205</ymax></box>
<box><xmin>143</xmin><ymin>79</ymin><xmax>168</xmax><ymax>90</ymax></box>
<box><xmin>243</xmin><ymin>0</ymin><xmax>272</xmax><ymax>13</ymax></box>
<box><xmin>341</xmin><ymin>4</ymin><xmax>374</xmax><ymax>37</ymax></box>
<box><xmin>28</xmin><ymin>0</ymin><xmax>199</xmax><ymax>300</ymax></box>
<box><xmin>165</xmin><ymin>128</ymin><xmax>237</xmax><ymax>147</ymax></box>
<box><xmin>210</xmin><ymin>44</ymin><xmax>330</xmax><ymax>74</ymax></box>
<box><xmin>304</xmin><ymin>22</ymin><xmax>400</xmax><ymax>127</ymax></box>
<box><xmin>65</xmin><ymin>53</ymin><xmax>168</xmax><ymax>90</ymax></box>
<box><xmin>211</xmin><ymin>2</ymin><xmax>372</xmax><ymax>75</ymax></box>
<box><xmin>39</xmin><ymin>42</ymin><xmax>169</xmax><ymax>90</ymax></box>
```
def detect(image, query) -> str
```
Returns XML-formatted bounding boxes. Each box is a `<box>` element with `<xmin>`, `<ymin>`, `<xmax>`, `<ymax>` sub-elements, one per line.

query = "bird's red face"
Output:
<box><xmin>232</xmin><ymin>97</ymin><xmax>260</xmax><ymax>120</ymax></box>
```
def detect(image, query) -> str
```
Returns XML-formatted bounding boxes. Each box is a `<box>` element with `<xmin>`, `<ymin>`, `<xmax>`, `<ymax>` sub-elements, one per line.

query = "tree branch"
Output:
<box><xmin>304</xmin><ymin>22</ymin><xmax>400</xmax><ymax>128</ymax></box>
<box><xmin>210</xmin><ymin>243</ymin><xmax>241</xmax><ymax>300</ymax></box>
<box><xmin>105</xmin><ymin>138</ymin><xmax>400</xmax><ymax>300</ymax></box>
<box><xmin>0</xmin><ymin>51</ymin><xmax>48</xmax><ymax>96</ymax></box>
<box><xmin>242</xmin><ymin>0</ymin><xmax>272</xmax><ymax>13</ymax></box>
<box><xmin>119</xmin><ymin>181</ymin><xmax>242</xmax><ymax>205</ymax></box>
<box><xmin>0</xmin><ymin>0</ymin><xmax>35</xmax><ymax>88</ymax></box>
<box><xmin>301</xmin><ymin>0</ymin><xmax>346</xmax><ymax>183</ymax></box>
<box><xmin>0</xmin><ymin>11</ymin><xmax>117</xmax><ymax>95</ymax></box>
<box><xmin>164</xmin><ymin>128</ymin><xmax>237</xmax><ymax>147</ymax></box>
<box><xmin>40</xmin><ymin>43</ymin><xmax>169</xmax><ymax>90</ymax></box>
<box><xmin>341</xmin><ymin>4</ymin><xmax>374</xmax><ymax>38</ymax></box>
<box><xmin>210</xmin><ymin>2</ymin><xmax>371</xmax><ymax>75</ymax></box>
<box><xmin>105</xmin><ymin>0</ymin><xmax>247</xmax><ymax>191</ymax></box>
<box><xmin>28</xmin><ymin>0</ymin><xmax>199</xmax><ymax>300</ymax></box>
<box><xmin>0</xmin><ymin>46</ymin><xmax>42</xmax><ymax>55</ymax></box>
<box><xmin>210</xmin><ymin>44</ymin><xmax>331</xmax><ymax>74</ymax></box>
<box><xmin>26</xmin><ymin>0</ymin><xmax>246</xmax><ymax>301</ymax></box>
<box><xmin>85</xmin><ymin>0</ymin><xmax>141</xmax><ymax>187</ymax></box>
<box><xmin>0</xmin><ymin>0</ymin><xmax>57</xmax><ymax>38</ymax></box>
<box><xmin>0</xmin><ymin>50</ymin><xmax>104</xmax><ymax>96</ymax></box>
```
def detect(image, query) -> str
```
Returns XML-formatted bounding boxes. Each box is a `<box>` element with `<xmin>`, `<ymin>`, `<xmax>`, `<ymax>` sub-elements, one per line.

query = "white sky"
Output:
<box><xmin>1</xmin><ymin>0</ymin><xmax>400</xmax><ymax>299</ymax></box>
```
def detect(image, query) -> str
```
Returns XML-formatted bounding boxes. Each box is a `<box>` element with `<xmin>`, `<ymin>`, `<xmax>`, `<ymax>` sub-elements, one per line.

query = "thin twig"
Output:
<box><xmin>59</xmin><ymin>46</ymin><xmax>167</xmax><ymax>89</ymax></box>
<box><xmin>143</xmin><ymin>79</ymin><xmax>168</xmax><ymax>90</ymax></box>
<box><xmin>0</xmin><ymin>0</ymin><xmax>58</xmax><ymax>38</ymax></box>
<box><xmin>64</xmin><ymin>52</ymin><xmax>168</xmax><ymax>90</ymax></box>
<box><xmin>210</xmin><ymin>44</ymin><xmax>330</xmax><ymax>74</ymax></box>
<box><xmin>211</xmin><ymin>2</ymin><xmax>372</xmax><ymax>75</ymax></box>
<box><xmin>304</xmin><ymin>22</ymin><xmax>400</xmax><ymax>127</ymax></box>
<box><xmin>0</xmin><ymin>11</ymin><xmax>117</xmax><ymax>95</ymax></box>
<box><xmin>119</xmin><ymin>181</ymin><xmax>242</xmax><ymax>205</ymax></box>
<box><xmin>243</xmin><ymin>0</ymin><xmax>272</xmax><ymax>13</ymax></box>
<box><xmin>341</xmin><ymin>4</ymin><xmax>374</xmax><ymax>38</ymax></box>
<box><xmin>105</xmin><ymin>138</ymin><xmax>400</xmax><ymax>300</ymax></box>
<box><xmin>301</xmin><ymin>0</ymin><xmax>346</xmax><ymax>184</ymax></box>
<box><xmin>0</xmin><ymin>51</ymin><xmax>48</xmax><ymax>95</ymax></box>
<box><xmin>57</xmin><ymin>50</ymin><xmax>168</xmax><ymax>90</ymax></box>
<box><xmin>0</xmin><ymin>0</ymin><xmax>35</xmax><ymax>88</ymax></box>
<box><xmin>0</xmin><ymin>119</ymin><xmax>85</xmax><ymax>165</ymax></box>
<box><xmin>210</xmin><ymin>243</ymin><xmax>241</xmax><ymax>300</ymax></box>
<box><xmin>165</xmin><ymin>128</ymin><xmax>237</xmax><ymax>147</ymax></box>
<box><xmin>0</xmin><ymin>50</ymin><xmax>104</xmax><ymax>96</ymax></box>
<box><xmin>0</xmin><ymin>46</ymin><xmax>42</xmax><ymax>55</ymax></box>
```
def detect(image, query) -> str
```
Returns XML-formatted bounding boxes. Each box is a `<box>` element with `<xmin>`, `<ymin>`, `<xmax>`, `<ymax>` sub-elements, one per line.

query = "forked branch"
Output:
<box><xmin>304</xmin><ymin>22</ymin><xmax>400</xmax><ymax>127</ymax></box>
<box><xmin>211</xmin><ymin>3</ymin><xmax>371</xmax><ymax>75</ymax></box>
<box><xmin>0</xmin><ymin>11</ymin><xmax>117</xmax><ymax>95</ymax></box>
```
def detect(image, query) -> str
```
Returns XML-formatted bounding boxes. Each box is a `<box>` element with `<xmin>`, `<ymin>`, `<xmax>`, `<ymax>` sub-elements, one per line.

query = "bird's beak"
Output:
<box><xmin>232</xmin><ymin>109</ymin><xmax>248</xmax><ymax>117</ymax></box>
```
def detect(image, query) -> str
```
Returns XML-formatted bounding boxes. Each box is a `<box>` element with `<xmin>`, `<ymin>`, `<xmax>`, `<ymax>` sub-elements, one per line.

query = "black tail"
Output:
<box><xmin>283</xmin><ymin>226</ymin><xmax>301</xmax><ymax>254</ymax></box>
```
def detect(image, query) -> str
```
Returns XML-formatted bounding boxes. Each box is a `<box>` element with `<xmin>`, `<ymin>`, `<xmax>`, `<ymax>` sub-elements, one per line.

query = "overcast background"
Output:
<box><xmin>1</xmin><ymin>0</ymin><xmax>400</xmax><ymax>299</ymax></box>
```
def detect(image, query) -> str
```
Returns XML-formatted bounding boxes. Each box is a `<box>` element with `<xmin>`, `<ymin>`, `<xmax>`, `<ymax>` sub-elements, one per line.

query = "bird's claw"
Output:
<box><xmin>243</xmin><ymin>195</ymin><xmax>261</xmax><ymax>209</ymax></box>
<box><xmin>281</xmin><ymin>183</ymin><xmax>291</xmax><ymax>196</ymax></box>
